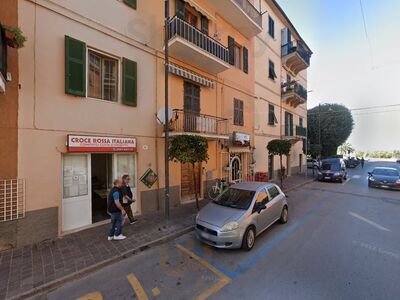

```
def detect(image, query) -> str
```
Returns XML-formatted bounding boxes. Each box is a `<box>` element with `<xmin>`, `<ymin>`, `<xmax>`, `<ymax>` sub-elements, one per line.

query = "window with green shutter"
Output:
<box><xmin>123</xmin><ymin>0</ymin><xmax>137</xmax><ymax>9</ymax></box>
<box><xmin>176</xmin><ymin>0</ymin><xmax>185</xmax><ymax>20</ymax></box>
<box><xmin>243</xmin><ymin>47</ymin><xmax>248</xmax><ymax>74</ymax></box>
<box><xmin>122</xmin><ymin>58</ymin><xmax>137</xmax><ymax>107</ymax></box>
<box><xmin>228</xmin><ymin>36</ymin><xmax>235</xmax><ymax>66</ymax></box>
<box><xmin>65</xmin><ymin>36</ymin><xmax>86</xmax><ymax>96</ymax></box>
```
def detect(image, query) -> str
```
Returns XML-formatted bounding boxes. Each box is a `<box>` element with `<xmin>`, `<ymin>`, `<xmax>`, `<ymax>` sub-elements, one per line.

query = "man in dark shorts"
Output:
<box><xmin>121</xmin><ymin>174</ymin><xmax>138</xmax><ymax>224</ymax></box>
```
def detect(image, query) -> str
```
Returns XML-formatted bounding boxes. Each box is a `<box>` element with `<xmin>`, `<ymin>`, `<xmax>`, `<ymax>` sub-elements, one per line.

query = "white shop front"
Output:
<box><xmin>62</xmin><ymin>135</ymin><xmax>137</xmax><ymax>232</ymax></box>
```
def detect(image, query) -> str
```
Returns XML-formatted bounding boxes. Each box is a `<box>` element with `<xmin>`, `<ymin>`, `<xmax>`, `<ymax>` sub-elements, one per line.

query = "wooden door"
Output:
<box><xmin>181</xmin><ymin>163</ymin><xmax>201</xmax><ymax>203</ymax></box>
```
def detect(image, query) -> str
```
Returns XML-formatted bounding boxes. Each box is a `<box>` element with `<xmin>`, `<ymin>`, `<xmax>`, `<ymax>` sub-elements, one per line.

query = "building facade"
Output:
<box><xmin>0</xmin><ymin>0</ymin><xmax>310</xmax><ymax>249</ymax></box>
<box><xmin>253</xmin><ymin>0</ymin><xmax>311</xmax><ymax>180</ymax></box>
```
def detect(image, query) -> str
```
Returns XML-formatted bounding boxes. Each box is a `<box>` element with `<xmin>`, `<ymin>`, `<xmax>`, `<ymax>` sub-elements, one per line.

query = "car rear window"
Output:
<box><xmin>322</xmin><ymin>163</ymin><xmax>341</xmax><ymax>171</ymax></box>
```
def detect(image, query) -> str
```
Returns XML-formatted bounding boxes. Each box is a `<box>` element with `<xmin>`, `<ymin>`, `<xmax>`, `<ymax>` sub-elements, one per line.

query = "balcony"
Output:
<box><xmin>203</xmin><ymin>0</ymin><xmax>262</xmax><ymax>38</ymax></box>
<box><xmin>296</xmin><ymin>126</ymin><xmax>307</xmax><ymax>138</ymax></box>
<box><xmin>168</xmin><ymin>109</ymin><xmax>229</xmax><ymax>140</ymax></box>
<box><xmin>281</xmin><ymin>40</ymin><xmax>311</xmax><ymax>75</ymax></box>
<box><xmin>282</xmin><ymin>82</ymin><xmax>307</xmax><ymax>107</ymax></box>
<box><xmin>167</xmin><ymin>16</ymin><xmax>230</xmax><ymax>74</ymax></box>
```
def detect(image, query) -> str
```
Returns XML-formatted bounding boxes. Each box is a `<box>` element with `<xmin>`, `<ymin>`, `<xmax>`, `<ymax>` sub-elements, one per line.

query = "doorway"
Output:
<box><xmin>299</xmin><ymin>154</ymin><xmax>303</xmax><ymax>173</ymax></box>
<box><xmin>91</xmin><ymin>154</ymin><xmax>113</xmax><ymax>223</ymax></box>
<box><xmin>181</xmin><ymin>163</ymin><xmax>201</xmax><ymax>203</ymax></box>
<box><xmin>230</xmin><ymin>154</ymin><xmax>242</xmax><ymax>183</ymax></box>
<box><xmin>268</xmin><ymin>155</ymin><xmax>274</xmax><ymax>180</ymax></box>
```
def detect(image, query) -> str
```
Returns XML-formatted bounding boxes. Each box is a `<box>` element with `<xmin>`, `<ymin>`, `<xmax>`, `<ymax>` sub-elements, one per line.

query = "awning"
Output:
<box><xmin>168</xmin><ymin>63</ymin><xmax>215</xmax><ymax>89</ymax></box>
<box><xmin>183</xmin><ymin>0</ymin><xmax>216</xmax><ymax>22</ymax></box>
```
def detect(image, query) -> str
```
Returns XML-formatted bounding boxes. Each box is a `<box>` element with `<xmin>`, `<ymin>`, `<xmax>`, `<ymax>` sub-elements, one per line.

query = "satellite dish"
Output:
<box><xmin>156</xmin><ymin>107</ymin><xmax>173</xmax><ymax>125</ymax></box>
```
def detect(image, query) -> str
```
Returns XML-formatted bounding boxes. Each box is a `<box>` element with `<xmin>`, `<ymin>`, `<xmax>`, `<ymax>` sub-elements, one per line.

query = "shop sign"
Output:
<box><xmin>140</xmin><ymin>168</ymin><xmax>158</xmax><ymax>188</ymax></box>
<box><xmin>232</xmin><ymin>132</ymin><xmax>250</xmax><ymax>147</ymax></box>
<box><xmin>67</xmin><ymin>135</ymin><xmax>137</xmax><ymax>153</ymax></box>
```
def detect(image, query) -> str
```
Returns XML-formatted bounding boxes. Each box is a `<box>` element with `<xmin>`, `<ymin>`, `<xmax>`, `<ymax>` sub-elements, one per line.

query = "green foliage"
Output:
<box><xmin>355</xmin><ymin>151</ymin><xmax>365</xmax><ymax>158</ymax></box>
<box><xmin>267</xmin><ymin>139</ymin><xmax>292</xmax><ymax>186</ymax></box>
<box><xmin>307</xmin><ymin>104</ymin><xmax>354</xmax><ymax>158</ymax></box>
<box><xmin>338</xmin><ymin>142</ymin><xmax>355</xmax><ymax>155</ymax></box>
<box><xmin>308</xmin><ymin>144</ymin><xmax>322</xmax><ymax>158</ymax></box>
<box><xmin>2</xmin><ymin>24</ymin><xmax>27</xmax><ymax>48</ymax></box>
<box><xmin>367</xmin><ymin>151</ymin><xmax>399</xmax><ymax>159</ymax></box>
<box><xmin>169</xmin><ymin>135</ymin><xmax>209</xmax><ymax>164</ymax></box>
<box><xmin>267</xmin><ymin>139</ymin><xmax>292</xmax><ymax>156</ymax></box>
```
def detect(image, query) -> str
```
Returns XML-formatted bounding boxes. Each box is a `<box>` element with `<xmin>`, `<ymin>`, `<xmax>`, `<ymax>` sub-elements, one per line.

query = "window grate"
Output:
<box><xmin>0</xmin><ymin>179</ymin><xmax>26</xmax><ymax>222</ymax></box>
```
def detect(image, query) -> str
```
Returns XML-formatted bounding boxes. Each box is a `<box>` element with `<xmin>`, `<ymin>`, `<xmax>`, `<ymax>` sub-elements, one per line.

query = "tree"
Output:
<box><xmin>308</xmin><ymin>104</ymin><xmax>354</xmax><ymax>158</ymax></box>
<box><xmin>338</xmin><ymin>142</ymin><xmax>355</xmax><ymax>155</ymax></box>
<box><xmin>169</xmin><ymin>135</ymin><xmax>209</xmax><ymax>210</ymax></box>
<box><xmin>267</xmin><ymin>139</ymin><xmax>292</xmax><ymax>187</ymax></box>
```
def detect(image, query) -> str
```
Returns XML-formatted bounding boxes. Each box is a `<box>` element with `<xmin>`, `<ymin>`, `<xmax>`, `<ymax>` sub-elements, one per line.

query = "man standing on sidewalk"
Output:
<box><xmin>107</xmin><ymin>179</ymin><xmax>127</xmax><ymax>241</ymax></box>
<box><xmin>121</xmin><ymin>174</ymin><xmax>138</xmax><ymax>224</ymax></box>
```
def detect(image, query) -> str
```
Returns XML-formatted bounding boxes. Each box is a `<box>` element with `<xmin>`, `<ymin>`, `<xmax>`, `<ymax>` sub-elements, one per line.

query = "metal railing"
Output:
<box><xmin>296</xmin><ymin>126</ymin><xmax>307</xmax><ymax>137</ymax></box>
<box><xmin>233</xmin><ymin>0</ymin><xmax>262</xmax><ymax>27</ymax></box>
<box><xmin>282</xmin><ymin>82</ymin><xmax>308</xmax><ymax>101</ymax></box>
<box><xmin>171</xmin><ymin>109</ymin><xmax>229</xmax><ymax>136</ymax></box>
<box><xmin>168</xmin><ymin>16</ymin><xmax>229</xmax><ymax>64</ymax></box>
<box><xmin>281</xmin><ymin>40</ymin><xmax>311</xmax><ymax>65</ymax></box>
<box><xmin>0</xmin><ymin>179</ymin><xmax>25</xmax><ymax>222</ymax></box>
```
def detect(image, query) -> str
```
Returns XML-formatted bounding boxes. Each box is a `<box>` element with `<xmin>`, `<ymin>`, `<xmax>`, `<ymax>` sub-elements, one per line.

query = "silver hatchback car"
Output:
<box><xmin>196</xmin><ymin>182</ymin><xmax>288</xmax><ymax>251</ymax></box>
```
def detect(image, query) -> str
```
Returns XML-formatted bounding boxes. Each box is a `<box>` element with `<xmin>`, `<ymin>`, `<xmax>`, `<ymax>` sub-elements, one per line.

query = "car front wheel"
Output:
<box><xmin>279</xmin><ymin>206</ymin><xmax>288</xmax><ymax>224</ymax></box>
<box><xmin>242</xmin><ymin>227</ymin><xmax>256</xmax><ymax>251</ymax></box>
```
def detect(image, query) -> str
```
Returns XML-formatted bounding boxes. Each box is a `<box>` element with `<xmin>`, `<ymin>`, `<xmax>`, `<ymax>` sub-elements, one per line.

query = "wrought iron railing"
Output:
<box><xmin>296</xmin><ymin>126</ymin><xmax>307</xmax><ymax>137</ymax></box>
<box><xmin>168</xmin><ymin>16</ymin><xmax>229</xmax><ymax>64</ymax></box>
<box><xmin>0</xmin><ymin>179</ymin><xmax>25</xmax><ymax>222</ymax></box>
<box><xmin>282</xmin><ymin>82</ymin><xmax>308</xmax><ymax>101</ymax></box>
<box><xmin>233</xmin><ymin>0</ymin><xmax>262</xmax><ymax>27</ymax></box>
<box><xmin>281</xmin><ymin>40</ymin><xmax>311</xmax><ymax>65</ymax></box>
<box><xmin>171</xmin><ymin>109</ymin><xmax>229</xmax><ymax>136</ymax></box>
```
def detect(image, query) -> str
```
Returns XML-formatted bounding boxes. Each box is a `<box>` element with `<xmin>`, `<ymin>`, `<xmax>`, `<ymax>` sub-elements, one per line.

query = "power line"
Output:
<box><xmin>350</xmin><ymin>103</ymin><xmax>400</xmax><ymax>111</ymax></box>
<box><xmin>353</xmin><ymin>109</ymin><xmax>400</xmax><ymax>116</ymax></box>
<box><xmin>359</xmin><ymin>0</ymin><xmax>375</xmax><ymax>69</ymax></box>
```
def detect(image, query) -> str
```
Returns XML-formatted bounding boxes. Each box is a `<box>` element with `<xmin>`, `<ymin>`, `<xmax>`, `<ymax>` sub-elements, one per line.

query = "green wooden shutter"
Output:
<box><xmin>201</xmin><ymin>16</ymin><xmax>209</xmax><ymax>35</ymax></box>
<box><xmin>0</xmin><ymin>27</ymin><xmax>7</xmax><ymax>78</ymax></box>
<box><xmin>243</xmin><ymin>47</ymin><xmax>248</xmax><ymax>74</ymax></box>
<box><xmin>228</xmin><ymin>36</ymin><xmax>235</xmax><ymax>66</ymax></box>
<box><xmin>65</xmin><ymin>36</ymin><xmax>86</xmax><ymax>96</ymax></box>
<box><xmin>176</xmin><ymin>0</ymin><xmax>185</xmax><ymax>19</ymax></box>
<box><xmin>122</xmin><ymin>58</ymin><xmax>137</xmax><ymax>107</ymax></box>
<box><xmin>123</xmin><ymin>0</ymin><xmax>137</xmax><ymax>9</ymax></box>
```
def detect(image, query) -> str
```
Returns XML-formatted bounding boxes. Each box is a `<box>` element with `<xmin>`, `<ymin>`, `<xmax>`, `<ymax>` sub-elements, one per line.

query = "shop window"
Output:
<box><xmin>88</xmin><ymin>50</ymin><xmax>118</xmax><ymax>102</ymax></box>
<box><xmin>63</xmin><ymin>155</ymin><xmax>89</xmax><ymax>198</ymax></box>
<box><xmin>234</xmin><ymin>99</ymin><xmax>244</xmax><ymax>126</ymax></box>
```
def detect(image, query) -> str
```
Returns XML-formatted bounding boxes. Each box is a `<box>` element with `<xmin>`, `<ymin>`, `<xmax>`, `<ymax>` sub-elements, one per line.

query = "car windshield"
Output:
<box><xmin>213</xmin><ymin>188</ymin><xmax>255</xmax><ymax>210</ymax></box>
<box><xmin>373</xmin><ymin>169</ymin><xmax>399</xmax><ymax>177</ymax></box>
<box><xmin>321</xmin><ymin>163</ymin><xmax>341</xmax><ymax>171</ymax></box>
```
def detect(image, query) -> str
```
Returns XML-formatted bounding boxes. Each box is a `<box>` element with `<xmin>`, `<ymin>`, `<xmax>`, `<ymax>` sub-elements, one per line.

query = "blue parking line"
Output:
<box><xmin>180</xmin><ymin>194</ymin><xmax>330</xmax><ymax>279</ymax></box>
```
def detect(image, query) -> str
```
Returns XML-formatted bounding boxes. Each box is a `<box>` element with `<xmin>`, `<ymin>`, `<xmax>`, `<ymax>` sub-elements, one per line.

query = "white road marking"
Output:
<box><xmin>352</xmin><ymin>175</ymin><xmax>361</xmax><ymax>179</ymax></box>
<box><xmin>342</xmin><ymin>178</ymin><xmax>351</xmax><ymax>185</ymax></box>
<box><xmin>352</xmin><ymin>241</ymin><xmax>400</xmax><ymax>260</ymax></box>
<box><xmin>348</xmin><ymin>212</ymin><xmax>392</xmax><ymax>232</ymax></box>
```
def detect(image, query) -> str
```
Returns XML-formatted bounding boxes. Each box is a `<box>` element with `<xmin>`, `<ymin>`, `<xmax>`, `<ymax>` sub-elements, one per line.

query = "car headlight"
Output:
<box><xmin>220</xmin><ymin>221</ymin><xmax>239</xmax><ymax>232</ymax></box>
<box><xmin>396</xmin><ymin>179</ymin><xmax>400</xmax><ymax>184</ymax></box>
<box><xmin>317</xmin><ymin>171</ymin><xmax>322</xmax><ymax>176</ymax></box>
<box><xmin>334</xmin><ymin>172</ymin><xmax>341</xmax><ymax>176</ymax></box>
<box><xmin>370</xmin><ymin>177</ymin><xmax>375</xmax><ymax>182</ymax></box>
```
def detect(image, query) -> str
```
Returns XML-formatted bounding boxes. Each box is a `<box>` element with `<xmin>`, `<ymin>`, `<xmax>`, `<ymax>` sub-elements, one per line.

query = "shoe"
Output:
<box><xmin>107</xmin><ymin>236</ymin><xmax>113</xmax><ymax>241</ymax></box>
<box><xmin>130</xmin><ymin>219</ymin><xmax>138</xmax><ymax>225</ymax></box>
<box><xmin>113</xmin><ymin>235</ymin><xmax>127</xmax><ymax>241</ymax></box>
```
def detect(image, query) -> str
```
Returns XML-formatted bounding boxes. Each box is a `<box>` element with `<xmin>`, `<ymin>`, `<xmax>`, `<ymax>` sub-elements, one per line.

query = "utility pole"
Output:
<box><xmin>164</xmin><ymin>0</ymin><xmax>170</xmax><ymax>220</ymax></box>
<box><xmin>318</xmin><ymin>103</ymin><xmax>321</xmax><ymax>159</ymax></box>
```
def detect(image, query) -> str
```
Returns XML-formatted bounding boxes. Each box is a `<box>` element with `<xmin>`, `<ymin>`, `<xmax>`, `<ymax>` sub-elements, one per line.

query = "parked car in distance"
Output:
<box><xmin>345</xmin><ymin>157</ymin><xmax>359</xmax><ymax>168</ymax></box>
<box><xmin>368</xmin><ymin>167</ymin><xmax>400</xmax><ymax>190</ymax></box>
<box><xmin>317</xmin><ymin>158</ymin><xmax>348</xmax><ymax>183</ymax></box>
<box><xmin>196</xmin><ymin>182</ymin><xmax>288</xmax><ymax>251</ymax></box>
<box><xmin>397</xmin><ymin>159</ymin><xmax>400</xmax><ymax>164</ymax></box>
<box><xmin>307</xmin><ymin>159</ymin><xmax>320</xmax><ymax>169</ymax></box>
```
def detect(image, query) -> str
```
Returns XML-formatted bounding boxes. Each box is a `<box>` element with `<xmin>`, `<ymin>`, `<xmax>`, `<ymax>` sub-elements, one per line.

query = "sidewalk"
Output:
<box><xmin>273</xmin><ymin>172</ymin><xmax>315</xmax><ymax>192</ymax></box>
<box><xmin>0</xmin><ymin>174</ymin><xmax>314</xmax><ymax>300</ymax></box>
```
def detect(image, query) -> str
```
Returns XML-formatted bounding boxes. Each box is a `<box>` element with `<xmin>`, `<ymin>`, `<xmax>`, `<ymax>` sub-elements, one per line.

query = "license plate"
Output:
<box><xmin>381</xmin><ymin>185</ymin><xmax>389</xmax><ymax>188</ymax></box>
<box><xmin>324</xmin><ymin>177</ymin><xmax>331</xmax><ymax>180</ymax></box>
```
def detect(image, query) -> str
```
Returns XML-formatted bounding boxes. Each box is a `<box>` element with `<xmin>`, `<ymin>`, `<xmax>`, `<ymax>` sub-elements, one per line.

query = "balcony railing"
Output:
<box><xmin>296</xmin><ymin>126</ymin><xmax>307</xmax><ymax>137</ymax></box>
<box><xmin>168</xmin><ymin>16</ymin><xmax>229</xmax><ymax>64</ymax></box>
<box><xmin>170</xmin><ymin>109</ymin><xmax>229</xmax><ymax>137</ymax></box>
<box><xmin>233</xmin><ymin>0</ymin><xmax>262</xmax><ymax>27</ymax></box>
<box><xmin>282</xmin><ymin>82</ymin><xmax>308</xmax><ymax>101</ymax></box>
<box><xmin>281</xmin><ymin>40</ymin><xmax>311</xmax><ymax>66</ymax></box>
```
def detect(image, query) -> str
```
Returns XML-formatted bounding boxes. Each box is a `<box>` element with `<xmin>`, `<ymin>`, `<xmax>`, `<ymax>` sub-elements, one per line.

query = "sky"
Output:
<box><xmin>277</xmin><ymin>0</ymin><xmax>400</xmax><ymax>152</ymax></box>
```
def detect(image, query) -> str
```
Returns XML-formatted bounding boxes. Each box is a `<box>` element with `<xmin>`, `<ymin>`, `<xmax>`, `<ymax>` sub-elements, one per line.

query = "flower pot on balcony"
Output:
<box><xmin>2</xmin><ymin>25</ymin><xmax>26</xmax><ymax>49</ymax></box>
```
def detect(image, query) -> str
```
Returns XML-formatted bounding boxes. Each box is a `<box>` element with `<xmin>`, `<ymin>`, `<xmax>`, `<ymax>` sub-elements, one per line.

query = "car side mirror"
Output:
<box><xmin>256</xmin><ymin>203</ymin><xmax>267</xmax><ymax>214</ymax></box>
<box><xmin>368</xmin><ymin>172</ymin><xmax>372</xmax><ymax>176</ymax></box>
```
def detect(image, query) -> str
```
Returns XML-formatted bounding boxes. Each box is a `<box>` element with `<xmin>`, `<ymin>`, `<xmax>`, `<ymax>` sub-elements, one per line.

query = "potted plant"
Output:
<box><xmin>2</xmin><ymin>24</ymin><xmax>27</xmax><ymax>48</ymax></box>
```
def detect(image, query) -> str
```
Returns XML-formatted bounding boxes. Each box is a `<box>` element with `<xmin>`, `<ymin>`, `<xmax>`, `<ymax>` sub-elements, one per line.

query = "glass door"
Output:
<box><xmin>62</xmin><ymin>154</ymin><xmax>91</xmax><ymax>232</ymax></box>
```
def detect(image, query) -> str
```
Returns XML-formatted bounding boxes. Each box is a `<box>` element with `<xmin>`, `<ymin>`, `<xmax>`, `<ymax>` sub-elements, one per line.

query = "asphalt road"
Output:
<box><xmin>42</xmin><ymin>160</ymin><xmax>400</xmax><ymax>300</ymax></box>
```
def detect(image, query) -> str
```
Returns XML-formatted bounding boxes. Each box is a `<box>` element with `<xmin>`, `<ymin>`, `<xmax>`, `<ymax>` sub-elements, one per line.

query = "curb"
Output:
<box><xmin>10</xmin><ymin>225</ymin><xmax>195</xmax><ymax>300</ymax></box>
